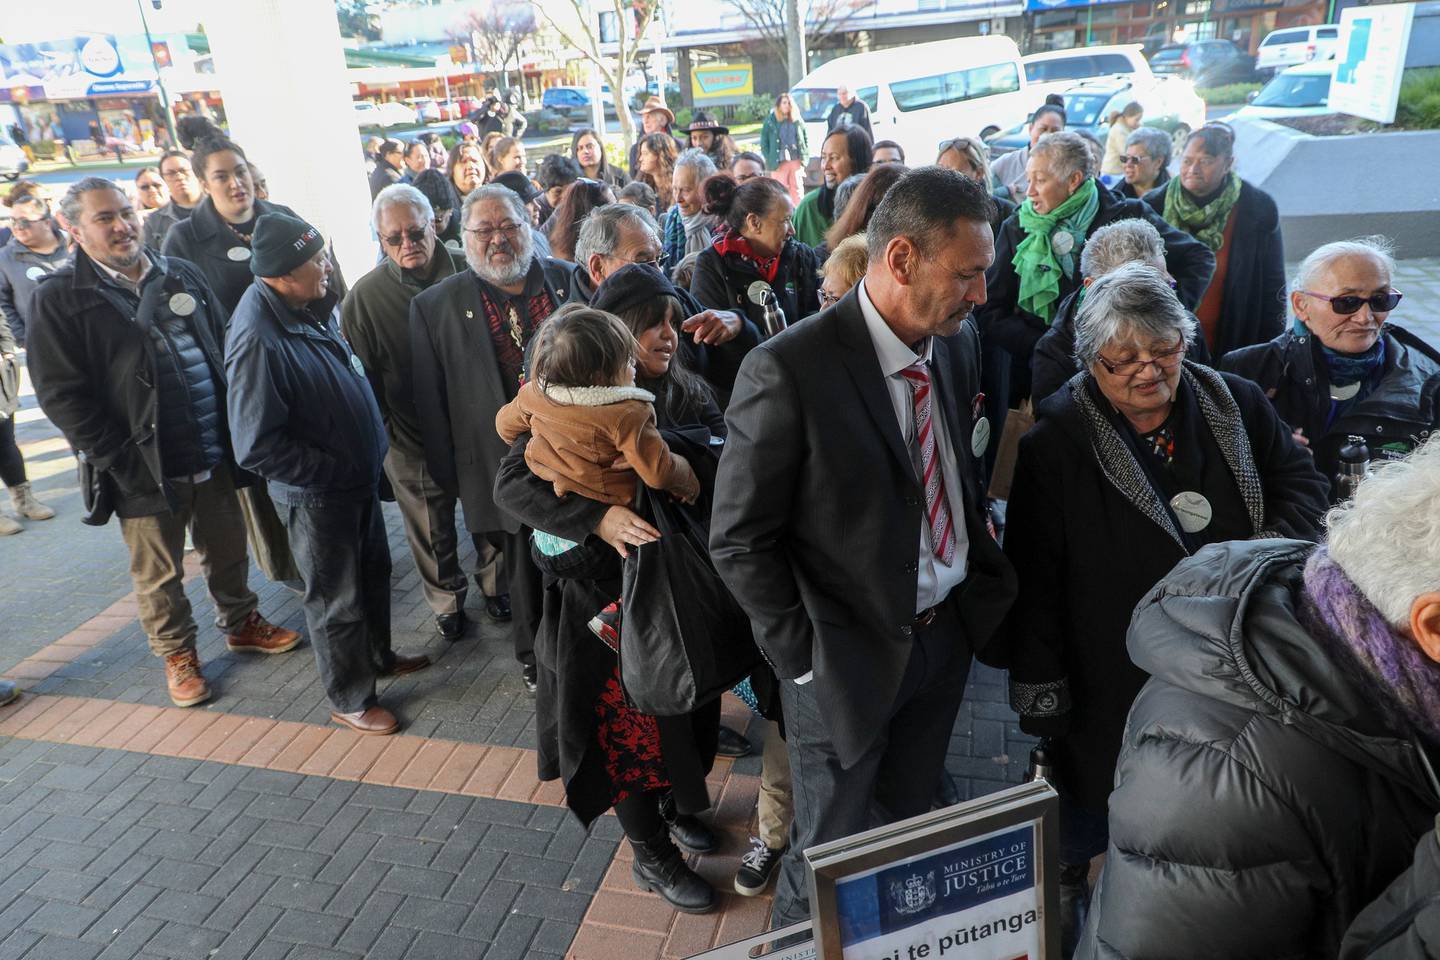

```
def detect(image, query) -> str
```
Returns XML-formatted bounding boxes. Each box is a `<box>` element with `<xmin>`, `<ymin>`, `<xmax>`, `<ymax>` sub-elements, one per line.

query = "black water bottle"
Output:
<box><xmin>1335</xmin><ymin>435</ymin><xmax>1372</xmax><ymax>502</ymax></box>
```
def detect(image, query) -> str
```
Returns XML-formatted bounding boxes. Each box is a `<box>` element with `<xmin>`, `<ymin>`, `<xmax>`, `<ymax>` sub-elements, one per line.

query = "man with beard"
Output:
<box><xmin>409</xmin><ymin>184</ymin><xmax>572</xmax><ymax>694</ymax></box>
<box><xmin>792</xmin><ymin>126</ymin><xmax>872</xmax><ymax>248</ymax></box>
<box><xmin>342</xmin><ymin>185</ymin><xmax>476</xmax><ymax>643</ymax></box>
<box><xmin>28</xmin><ymin>178</ymin><xmax>301</xmax><ymax>708</ymax></box>
<box><xmin>710</xmin><ymin>168</ymin><xmax>1018</xmax><ymax>930</ymax></box>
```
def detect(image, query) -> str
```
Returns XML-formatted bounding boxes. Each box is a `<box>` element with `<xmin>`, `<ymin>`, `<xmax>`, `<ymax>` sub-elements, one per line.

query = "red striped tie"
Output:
<box><xmin>899</xmin><ymin>362</ymin><xmax>956</xmax><ymax>566</ymax></box>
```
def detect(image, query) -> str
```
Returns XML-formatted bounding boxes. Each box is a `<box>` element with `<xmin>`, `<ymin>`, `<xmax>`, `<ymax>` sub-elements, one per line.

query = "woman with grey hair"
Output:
<box><xmin>1117</xmin><ymin>126</ymin><xmax>1171</xmax><ymax>199</ymax></box>
<box><xmin>999</xmin><ymin>261</ymin><xmax>1327</xmax><ymax>951</ymax></box>
<box><xmin>1222</xmin><ymin>236</ymin><xmax>1440</xmax><ymax>503</ymax></box>
<box><xmin>975</xmin><ymin>130</ymin><xmax>1214</xmax><ymax>423</ymax></box>
<box><xmin>1077</xmin><ymin>437</ymin><xmax>1440</xmax><ymax>959</ymax></box>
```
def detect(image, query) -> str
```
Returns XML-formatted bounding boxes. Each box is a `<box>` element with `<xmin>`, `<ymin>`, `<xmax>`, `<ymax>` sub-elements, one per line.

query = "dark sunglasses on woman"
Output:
<box><xmin>1298</xmin><ymin>290</ymin><xmax>1403</xmax><ymax>316</ymax></box>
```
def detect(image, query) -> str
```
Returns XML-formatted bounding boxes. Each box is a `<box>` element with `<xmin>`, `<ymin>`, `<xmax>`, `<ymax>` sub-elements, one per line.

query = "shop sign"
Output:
<box><xmin>0</xmin><ymin>33</ymin><xmax>197</xmax><ymax>101</ymax></box>
<box><xmin>691</xmin><ymin>62</ymin><xmax>753</xmax><ymax>106</ymax></box>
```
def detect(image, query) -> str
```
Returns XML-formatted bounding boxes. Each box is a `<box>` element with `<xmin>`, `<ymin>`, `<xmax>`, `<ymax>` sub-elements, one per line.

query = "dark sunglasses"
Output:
<box><xmin>1298</xmin><ymin>290</ymin><xmax>1402</xmax><ymax>316</ymax></box>
<box><xmin>381</xmin><ymin>227</ymin><xmax>429</xmax><ymax>248</ymax></box>
<box><xmin>1119</xmin><ymin>154</ymin><xmax>1152</xmax><ymax>165</ymax></box>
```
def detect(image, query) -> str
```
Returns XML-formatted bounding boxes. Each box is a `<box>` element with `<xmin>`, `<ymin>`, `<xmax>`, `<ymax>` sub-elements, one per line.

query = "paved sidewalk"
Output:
<box><xmin>1</xmin><ymin>259</ymin><xmax>1436</xmax><ymax>959</ymax></box>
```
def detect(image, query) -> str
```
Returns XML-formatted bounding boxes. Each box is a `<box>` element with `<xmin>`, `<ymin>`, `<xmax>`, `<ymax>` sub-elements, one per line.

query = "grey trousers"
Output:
<box><xmin>385</xmin><ymin>446</ymin><xmax>467</xmax><ymax>616</ymax></box>
<box><xmin>770</xmin><ymin>604</ymin><xmax>972</xmax><ymax>928</ymax></box>
<box><xmin>279</xmin><ymin>494</ymin><xmax>391</xmax><ymax>714</ymax></box>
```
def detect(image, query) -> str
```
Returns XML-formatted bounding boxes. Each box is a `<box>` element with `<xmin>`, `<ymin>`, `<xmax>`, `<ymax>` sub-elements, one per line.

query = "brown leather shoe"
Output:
<box><xmin>379</xmin><ymin>653</ymin><xmax>431</xmax><ymax>678</ymax></box>
<box><xmin>164</xmin><ymin>649</ymin><xmax>211</xmax><ymax>707</ymax></box>
<box><xmin>331</xmin><ymin>705</ymin><xmax>399</xmax><ymax>736</ymax></box>
<box><xmin>226</xmin><ymin>611</ymin><xmax>302</xmax><ymax>654</ymax></box>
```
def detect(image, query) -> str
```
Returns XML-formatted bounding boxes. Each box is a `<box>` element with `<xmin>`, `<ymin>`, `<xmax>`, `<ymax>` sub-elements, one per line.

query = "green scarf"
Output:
<box><xmin>1014</xmin><ymin>178</ymin><xmax>1100</xmax><ymax>326</ymax></box>
<box><xmin>1163</xmin><ymin>172</ymin><xmax>1242</xmax><ymax>252</ymax></box>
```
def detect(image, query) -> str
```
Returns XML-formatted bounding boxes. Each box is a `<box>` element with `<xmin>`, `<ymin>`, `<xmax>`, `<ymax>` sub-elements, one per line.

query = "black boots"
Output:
<box><xmin>658</xmin><ymin>791</ymin><xmax>718</xmax><ymax>853</ymax></box>
<box><xmin>630</xmin><ymin>827</ymin><xmax>715</xmax><ymax>914</ymax></box>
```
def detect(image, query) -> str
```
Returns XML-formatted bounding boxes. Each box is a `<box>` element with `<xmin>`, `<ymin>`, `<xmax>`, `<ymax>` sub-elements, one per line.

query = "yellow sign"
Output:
<box><xmin>691</xmin><ymin>62</ymin><xmax>754</xmax><ymax>104</ymax></box>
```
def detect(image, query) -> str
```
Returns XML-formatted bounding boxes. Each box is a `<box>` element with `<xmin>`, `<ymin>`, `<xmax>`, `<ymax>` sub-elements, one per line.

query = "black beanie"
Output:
<box><xmin>591</xmin><ymin>263</ymin><xmax>676</xmax><ymax>317</ymax></box>
<box><xmin>250</xmin><ymin>212</ymin><xmax>326</xmax><ymax>278</ymax></box>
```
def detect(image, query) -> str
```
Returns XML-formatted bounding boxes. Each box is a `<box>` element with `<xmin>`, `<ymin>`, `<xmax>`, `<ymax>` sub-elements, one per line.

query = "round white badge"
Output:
<box><xmin>1170</xmin><ymin>491</ymin><xmax>1213</xmax><ymax>534</ymax></box>
<box><xmin>25</xmin><ymin>266</ymin><xmax>45</xmax><ymax>281</ymax></box>
<box><xmin>971</xmin><ymin>416</ymin><xmax>991</xmax><ymax>458</ymax></box>
<box><xmin>1051</xmin><ymin>232</ymin><xmax>1075</xmax><ymax>257</ymax></box>
<box><xmin>349</xmin><ymin>354</ymin><xmax>365</xmax><ymax>377</ymax></box>
<box><xmin>226</xmin><ymin>246</ymin><xmax>251</xmax><ymax>262</ymax></box>
<box><xmin>168</xmin><ymin>292</ymin><xmax>196</xmax><ymax>317</ymax></box>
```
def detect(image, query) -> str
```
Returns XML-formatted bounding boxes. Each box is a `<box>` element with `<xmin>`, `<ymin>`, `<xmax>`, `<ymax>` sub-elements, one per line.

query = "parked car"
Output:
<box><xmin>985</xmin><ymin>75</ymin><xmax>1206</xmax><ymax>158</ymax></box>
<box><xmin>353</xmin><ymin>100</ymin><xmax>418</xmax><ymax>128</ymax></box>
<box><xmin>1255</xmin><ymin>24</ymin><xmax>1341</xmax><ymax>77</ymax></box>
<box><xmin>0</xmin><ymin>129</ymin><xmax>28</xmax><ymax>181</ymax></box>
<box><xmin>1150</xmin><ymin>39</ymin><xmax>1256</xmax><ymax>87</ymax></box>
<box><xmin>1022</xmin><ymin>44</ymin><xmax>1153</xmax><ymax>104</ymax></box>
<box><xmin>790</xmin><ymin>35</ymin><xmax>1034</xmax><ymax>165</ymax></box>
<box><xmin>408</xmin><ymin>98</ymin><xmax>442</xmax><ymax>123</ymax></box>
<box><xmin>1233</xmin><ymin>60</ymin><xmax>1336</xmax><ymax>120</ymax></box>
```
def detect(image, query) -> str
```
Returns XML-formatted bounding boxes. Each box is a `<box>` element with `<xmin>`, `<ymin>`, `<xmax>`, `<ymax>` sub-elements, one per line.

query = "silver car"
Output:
<box><xmin>0</xmin><ymin>129</ymin><xmax>28</xmax><ymax>181</ymax></box>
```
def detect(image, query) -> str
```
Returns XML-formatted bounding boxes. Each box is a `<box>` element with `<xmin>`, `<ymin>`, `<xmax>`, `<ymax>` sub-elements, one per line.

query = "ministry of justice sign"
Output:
<box><xmin>689</xmin><ymin>780</ymin><xmax>1059</xmax><ymax>959</ymax></box>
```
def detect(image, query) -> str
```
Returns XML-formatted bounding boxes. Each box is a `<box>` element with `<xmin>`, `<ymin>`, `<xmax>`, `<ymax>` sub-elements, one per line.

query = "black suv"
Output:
<box><xmin>1150</xmin><ymin>40</ymin><xmax>1256</xmax><ymax>87</ymax></box>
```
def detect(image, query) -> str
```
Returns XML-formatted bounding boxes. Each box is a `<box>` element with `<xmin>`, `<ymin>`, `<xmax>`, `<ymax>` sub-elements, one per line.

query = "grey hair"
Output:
<box><xmin>833</xmin><ymin>173</ymin><xmax>867</xmax><ymax>221</ymax></box>
<box><xmin>1074</xmin><ymin>261</ymin><xmax>1195</xmax><ymax>367</ymax></box>
<box><xmin>1125</xmin><ymin>126</ymin><xmax>1172</xmax><ymax>169</ymax></box>
<box><xmin>673</xmin><ymin>147</ymin><xmax>716</xmax><ymax>182</ymax></box>
<box><xmin>1080</xmin><ymin>218</ymin><xmax>1165</xmax><ymax>280</ymax></box>
<box><xmin>574</xmin><ymin>202</ymin><xmax>658</xmax><ymax>268</ymax></box>
<box><xmin>59</xmin><ymin>176</ymin><xmax>126</xmax><ymax>225</ymax></box>
<box><xmin>1293</xmin><ymin>235</ymin><xmax>1395</xmax><ymax>292</ymax></box>
<box><xmin>371</xmin><ymin>183</ymin><xmax>433</xmax><ymax>233</ymax></box>
<box><xmin>460</xmin><ymin>182</ymin><xmax>526</xmax><ymax>228</ymax></box>
<box><xmin>1032</xmin><ymin>130</ymin><xmax>1096</xmax><ymax>183</ymax></box>
<box><xmin>1325</xmin><ymin>436</ymin><xmax>1440</xmax><ymax>627</ymax></box>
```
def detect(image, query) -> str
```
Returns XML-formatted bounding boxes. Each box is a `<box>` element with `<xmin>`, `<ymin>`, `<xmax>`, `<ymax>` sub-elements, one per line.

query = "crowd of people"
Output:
<box><xmin>1</xmin><ymin>92</ymin><xmax>1438</xmax><ymax>958</ymax></box>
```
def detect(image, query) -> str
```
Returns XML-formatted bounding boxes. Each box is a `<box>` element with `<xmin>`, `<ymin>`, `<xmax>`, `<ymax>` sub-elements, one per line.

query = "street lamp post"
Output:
<box><xmin>136</xmin><ymin>0</ymin><xmax>179</xmax><ymax>149</ymax></box>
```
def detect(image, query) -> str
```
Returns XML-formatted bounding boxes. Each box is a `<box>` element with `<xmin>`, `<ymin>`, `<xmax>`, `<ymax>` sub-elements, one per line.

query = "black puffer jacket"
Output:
<box><xmin>1221</xmin><ymin>324</ymin><xmax>1440</xmax><ymax>503</ymax></box>
<box><xmin>1341</xmin><ymin>816</ymin><xmax>1440</xmax><ymax>959</ymax></box>
<box><xmin>148</xmin><ymin>306</ymin><xmax>224</xmax><ymax>478</ymax></box>
<box><xmin>1077</xmin><ymin>539</ymin><xmax>1440</xmax><ymax>960</ymax></box>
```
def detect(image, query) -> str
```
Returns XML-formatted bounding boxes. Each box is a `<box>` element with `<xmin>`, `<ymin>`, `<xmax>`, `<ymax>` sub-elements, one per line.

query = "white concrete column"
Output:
<box><xmin>200</xmin><ymin>0</ymin><xmax>376</xmax><ymax>279</ymax></box>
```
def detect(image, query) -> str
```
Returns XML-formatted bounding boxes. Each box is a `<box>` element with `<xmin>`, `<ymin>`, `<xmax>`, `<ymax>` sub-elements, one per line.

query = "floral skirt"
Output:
<box><xmin>595</xmin><ymin>666</ymin><xmax>670</xmax><ymax>806</ymax></box>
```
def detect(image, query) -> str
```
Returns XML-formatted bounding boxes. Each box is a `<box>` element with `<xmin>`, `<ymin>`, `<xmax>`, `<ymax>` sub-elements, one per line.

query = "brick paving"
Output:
<box><xmin>1</xmin><ymin>258</ymin><xmax>1436</xmax><ymax>959</ymax></box>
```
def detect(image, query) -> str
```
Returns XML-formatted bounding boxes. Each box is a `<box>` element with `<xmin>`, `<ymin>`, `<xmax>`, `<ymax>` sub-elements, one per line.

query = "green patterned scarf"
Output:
<box><xmin>1163</xmin><ymin>172</ymin><xmax>1242</xmax><ymax>252</ymax></box>
<box><xmin>1014</xmin><ymin>177</ymin><xmax>1100</xmax><ymax>326</ymax></box>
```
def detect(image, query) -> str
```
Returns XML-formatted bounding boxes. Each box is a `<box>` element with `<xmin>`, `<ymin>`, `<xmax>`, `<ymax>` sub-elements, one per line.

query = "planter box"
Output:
<box><xmin>1230</xmin><ymin>117</ymin><xmax>1440</xmax><ymax>260</ymax></box>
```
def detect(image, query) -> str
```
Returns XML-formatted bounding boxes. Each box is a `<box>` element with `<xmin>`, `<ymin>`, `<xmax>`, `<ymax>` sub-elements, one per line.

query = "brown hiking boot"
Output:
<box><xmin>226</xmin><ymin>612</ymin><xmax>302</xmax><ymax>654</ymax></box>
<box><xmin>164</xmin><ymin>649</ymin><xmax>211</xmax><ymax>707</ymax></box>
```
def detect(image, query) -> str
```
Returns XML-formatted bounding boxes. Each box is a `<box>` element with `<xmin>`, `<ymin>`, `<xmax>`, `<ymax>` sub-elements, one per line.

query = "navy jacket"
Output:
<box><xmin>224</xmin><ymin>279</ymin><xmax>386</xmax><ymax>504</ymax></box>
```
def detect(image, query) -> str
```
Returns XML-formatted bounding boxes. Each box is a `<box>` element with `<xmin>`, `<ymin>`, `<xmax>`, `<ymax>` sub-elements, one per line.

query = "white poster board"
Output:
<box><xmin>1330</xmin><ymin>2</ymin><xmax>1416</xmax><ymax>124</ymax></box>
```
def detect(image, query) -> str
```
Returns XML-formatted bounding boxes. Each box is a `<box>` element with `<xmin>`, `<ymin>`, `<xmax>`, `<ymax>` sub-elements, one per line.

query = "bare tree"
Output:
<box><xmin>726</xmin><ymin>0</ymin><xmax>874</xmax><ymax>85</ymax></box>
<box><xmin>535</xmin><ymin>0</ymin><xmax>659</xmax><ymax>151</ymax></box>
<box><xmin>452</xmin><ymin>3</ymin><xmax>539</xmax><ymax>95</ymax></box>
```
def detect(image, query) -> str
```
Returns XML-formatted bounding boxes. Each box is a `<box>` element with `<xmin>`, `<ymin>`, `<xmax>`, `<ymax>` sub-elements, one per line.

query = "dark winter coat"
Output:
<box><xmin>408</xmin><ymin>255</ymin><xmax>573</xmax><ymax>534</ymax></box>
<box><xmin>1077</xmin><ymin>540</ymin><xmax>1440</xmax><ymax>960</ymax></box>
<box><xmin>1340</xmin><ymin>816</ymin><xmax>1440</xmax><ymax>959</ymax></box>
<box><xmin>1143</xmin><ymin>178</ymin><xmax>1286</xmax><ymax>358</ymax></box>
<box><xmin>141</xmin><ymin>200</ymin><xmax>193</xmax><ymax>251</ymax></box>
<box><xmin>976</xmin><ymin>179</ymin><xmax>1216</xmax><ymax>404</ymax></box>
<box><xmin>368</xmin><ymin>159</ymin><xmax>402</xmax><ymax>200</ymax></box>
<box><xmin>224</xmin><ymin>280</ymin><xmax>386</xmax><ymax>503</ymax></box>
<box><xmin>689</xmin><ymin>238</ymin><xmax>821</xmax><ymax>334</ymax></box>
<box><xmin>998</xmin><ymin>364</ymin><xmax>1329</xmax><ymax>812</ymax></box>
<box><xmin>162</xmin><ymin>196</ymin><xmax>299</xmax><ymax>313</ymax></box>
<box><xmin>491</xmin><ymin>374</ymin><xmax>724</xmax><ymax>826</ymax></box>
<box><xmin>0</xmin><ymin>235</ymin><xmax>69</xmax><ymax>346</ymax></box>
<box><xmin>1221</xmin><ymin>324</ymin><xmax>1440</xmax><ymax>503</ymax></box>
<box><xmin>26</xmin><ymin>250</ymin><xmax>248</xmax><ymax>519</ymax></box>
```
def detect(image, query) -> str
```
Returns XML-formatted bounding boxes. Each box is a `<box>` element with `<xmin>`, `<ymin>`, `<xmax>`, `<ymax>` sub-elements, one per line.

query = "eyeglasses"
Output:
<box><xmin>381</xmin><ymin>227</ymin><xmax>429</xmax><ymax>248</ymax></box>
<box><xmin>1096</xmin><ymin>344</ymin><xmax>1186</xmax><ymax>377</ymax></box>
<box><xmin>137</xmin><ymin>181</ymin><xmax>166</xmax><ymax>192</ymax></box>
<box><xmin>10</xmin><ymin>217</ymin><xmax>48</xmax><ymax>229</ymax></box>
<box><xmin>616</xmin><ymin>251</ymin><xmax>667</xmax><ymax>271</ymax></box>
<box><xmin>1297</xmin><ymin>290</ymin><xmax>1402</xmax><ymax>316</ymax></box>
<box><xmin>464</xmin><ymin>222</ymin><xmax>522</xmax><ymax>242</ymax></box>
<box><xmin>1119</xmin><ymin>154</ymin><xmax>1152</xmax><ymax>165</ymax></box>
<box><xmin>818</xmin><ymin>287</ymin><xmax>842</xmax><ymax>307</ymax></box>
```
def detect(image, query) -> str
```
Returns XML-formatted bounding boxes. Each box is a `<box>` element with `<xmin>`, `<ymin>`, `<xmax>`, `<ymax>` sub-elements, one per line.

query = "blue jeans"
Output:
<box><xmin>279</xmin><ymin>494</ymin><xmax>392</xmax><ymax>713</ymax></box>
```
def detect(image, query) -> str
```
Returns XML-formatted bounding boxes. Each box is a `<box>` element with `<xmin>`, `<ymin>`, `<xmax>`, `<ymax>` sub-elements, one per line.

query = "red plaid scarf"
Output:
<box><xmin>475</xmin><ymin>271</ymin><xmax>556</xmax><ymax>390</ymax></box>
<box><xmin>712</xmin><ymin>225</ymin><xmax>779</xmax><ymax>284</ymax></box>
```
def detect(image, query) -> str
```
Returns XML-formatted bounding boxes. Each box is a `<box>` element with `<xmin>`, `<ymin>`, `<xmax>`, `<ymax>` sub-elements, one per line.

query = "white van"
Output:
<box><xmin>1255</xmin><ymin>24</ymin><xmax>1340</xmax><ymax>77</ymax></box>
<box><xmin>1021</xmin><ymin>44</ymin><xmax>1154</xmax><ymax>103</ymax></box>
<box><xmin>789</xmin><ymin>36</ymin><xmax>1033</xmax><ymax>166</ymax></box>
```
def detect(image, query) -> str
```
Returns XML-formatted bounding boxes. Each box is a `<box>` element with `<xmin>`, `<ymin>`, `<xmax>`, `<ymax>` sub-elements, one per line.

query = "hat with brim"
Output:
<box><xmin>492</xmin><ymin>170</ymin><xmax>541</xmax><ymax>205</ymax></box>
<box><xmin>639</xmin><ymin>96</ymin><xmax>675</xmax><ymax>126</ymax></box>
<box><xmin>681</xmin><ymin>111</ymin><xmax>729</xmax><ymax>137</ymax></box>
<box><xmin>250</xmin><ymin>212</ymin><xmax>326</xmax><ymax>278</ymax></box>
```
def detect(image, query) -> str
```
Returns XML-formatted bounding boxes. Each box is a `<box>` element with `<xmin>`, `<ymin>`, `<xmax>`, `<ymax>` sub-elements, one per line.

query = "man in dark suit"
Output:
<box><xmin>409</xmin><ymin>184</ymin><xmax>573</xmax><ymax>694</ymax></box>
<box><xmin>710</xmin><ymin>167</ymin><xmax>1018</xmax><ymax>929</ymax></box>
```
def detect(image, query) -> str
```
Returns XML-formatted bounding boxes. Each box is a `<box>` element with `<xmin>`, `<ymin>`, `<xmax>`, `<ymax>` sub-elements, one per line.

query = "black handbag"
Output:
<box><xmin>618</xmin><ymin>431</ymin><xmax>760</xmax><ymax>717</ymax></box>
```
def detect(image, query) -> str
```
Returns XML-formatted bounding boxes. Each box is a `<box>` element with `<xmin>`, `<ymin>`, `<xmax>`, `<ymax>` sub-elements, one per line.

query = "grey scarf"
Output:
<box><xmin>680</xmin><ymin>210</ymin><xmax>715</xmax><ymax>257</ymax></box>
<box><xmin>1067</xmin><ymin>361</ymin><xmax>1267</xmax><ymax>552</ymax></box>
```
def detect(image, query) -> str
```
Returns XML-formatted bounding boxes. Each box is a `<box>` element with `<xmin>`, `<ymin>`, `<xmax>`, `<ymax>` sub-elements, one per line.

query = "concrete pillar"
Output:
<box><xmin>200</xmin><ymin>0</ymin><xmax>376</xmax><ymax>280</ymax></box>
